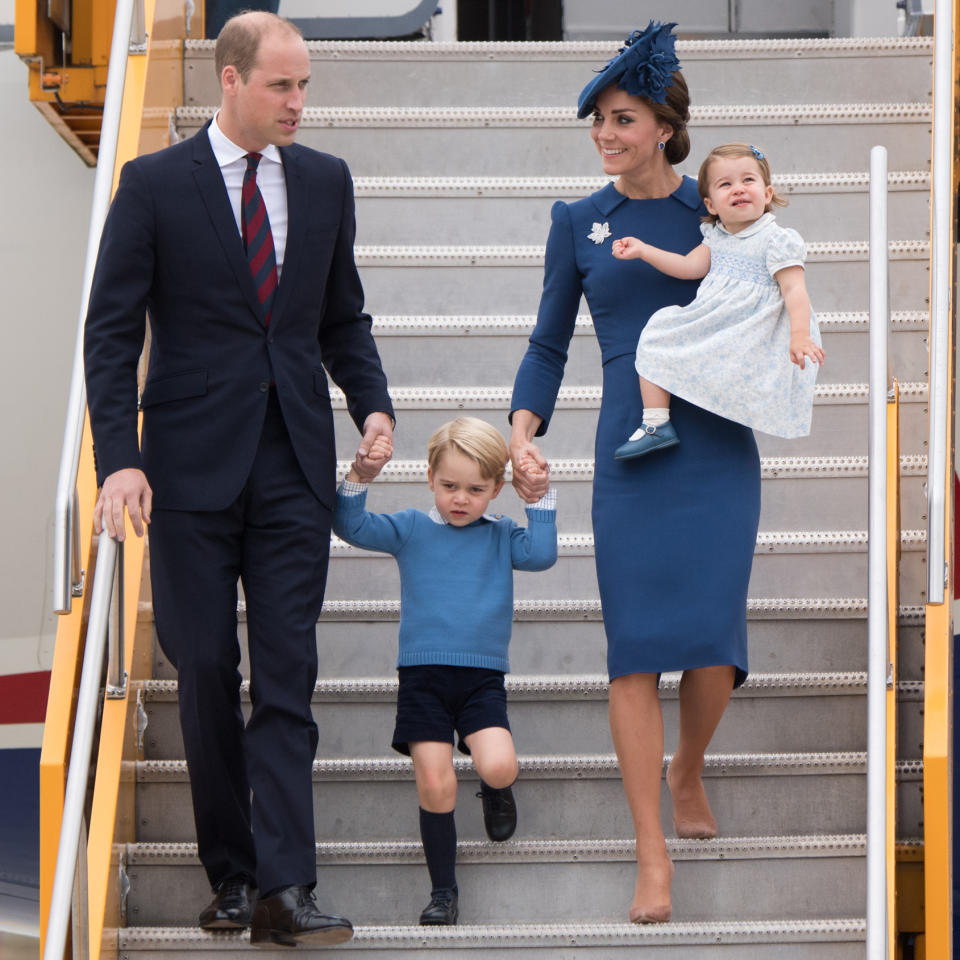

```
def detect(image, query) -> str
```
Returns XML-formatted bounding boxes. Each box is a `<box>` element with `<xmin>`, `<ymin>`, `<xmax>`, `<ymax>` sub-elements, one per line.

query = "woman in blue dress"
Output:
<box><xmin>509</xmin><ymin>23</ymin><xmax>761</xmax><ymax>924</ymax></box>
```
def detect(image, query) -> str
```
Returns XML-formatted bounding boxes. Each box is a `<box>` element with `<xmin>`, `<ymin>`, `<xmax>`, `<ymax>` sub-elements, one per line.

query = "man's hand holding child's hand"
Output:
<box><xmin>348</xmin><ymin>433</ymin><xmax>394</xmax><ymax>483</ymax></box>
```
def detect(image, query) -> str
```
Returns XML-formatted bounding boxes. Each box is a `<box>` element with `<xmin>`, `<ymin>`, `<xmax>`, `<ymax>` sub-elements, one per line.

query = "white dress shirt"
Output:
<box><xmin>208</xmin><ymin>113</ymin><xmax>289</xmax><ymax>278</ymax></box>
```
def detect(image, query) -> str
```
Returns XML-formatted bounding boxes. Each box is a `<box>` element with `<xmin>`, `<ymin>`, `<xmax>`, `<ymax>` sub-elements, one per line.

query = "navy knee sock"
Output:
<box><xmin>419</xmin><ymin>807</ymin><xmax>457</xmax><ymax>893</ymax></box>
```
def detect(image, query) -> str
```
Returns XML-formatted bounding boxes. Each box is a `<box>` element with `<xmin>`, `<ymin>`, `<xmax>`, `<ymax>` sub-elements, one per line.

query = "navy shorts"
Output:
<box><xmin>392</xmin><ymin>665</ymin><xmax>511</xmax><ymax>756</ymax></box>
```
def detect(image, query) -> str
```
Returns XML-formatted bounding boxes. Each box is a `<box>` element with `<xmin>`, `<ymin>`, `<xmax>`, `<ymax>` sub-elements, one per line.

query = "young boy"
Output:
<box><xmin>333</xmin><ymin>417</ymin><xmax>557</xmax><ymax>926</ymax></box>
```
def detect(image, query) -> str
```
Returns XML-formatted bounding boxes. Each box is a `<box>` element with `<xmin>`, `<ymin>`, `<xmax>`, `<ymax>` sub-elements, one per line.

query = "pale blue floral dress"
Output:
<box><xmin>634</xmin><ymin>212</ymin><xmax>821</xmax><ymax>438</ymax></box>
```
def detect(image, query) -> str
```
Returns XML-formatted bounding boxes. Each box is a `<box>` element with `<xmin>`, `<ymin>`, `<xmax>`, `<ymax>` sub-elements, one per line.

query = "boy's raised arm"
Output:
<box><xmin>510</xmin><ymin>487</ymin><xmax>558</xmax><ymax>571</ymax></box>
<box><xmin>333</xmin><ymin>480</ymin><xmax>413</xmax><ymax>555</ymax></box>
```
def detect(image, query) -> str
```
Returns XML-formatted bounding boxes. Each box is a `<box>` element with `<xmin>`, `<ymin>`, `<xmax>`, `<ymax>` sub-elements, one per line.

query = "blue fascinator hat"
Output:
<box><xmin>577</xmin><ymin>21</ymin><xmax>681</xmax><ymax>119</ymax></box>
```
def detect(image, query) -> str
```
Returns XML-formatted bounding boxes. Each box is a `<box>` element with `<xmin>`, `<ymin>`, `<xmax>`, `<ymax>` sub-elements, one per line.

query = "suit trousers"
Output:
<box><xmin>148</xmin><ymin>388</ymin><xmax>331</xmax><ymax>895</ymax></box>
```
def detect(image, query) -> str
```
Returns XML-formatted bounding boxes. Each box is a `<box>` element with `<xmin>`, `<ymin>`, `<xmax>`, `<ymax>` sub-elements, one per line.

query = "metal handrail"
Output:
<box><xmin>52</xmin><ymin>0</ymin><xmax>140</xmax><ymax>614</ymax></box>
<box><xmin>926</xmin><ymin>0</ymin><xmax>952</xmax><ymax>605</ymax></box>
<box><xmin>865</xmin><ymin>144</ymin><xmax>891</xmax><ymax>959</ymax></box>
<box><xmin>42</xmin><ymin>536</ymin><xmax>124</xmax><ymax>960</ymax></box>
<box><xmin>44</xmin><ymin>0</ymin><xmax>139</xmax><ymax>951</ymax></box>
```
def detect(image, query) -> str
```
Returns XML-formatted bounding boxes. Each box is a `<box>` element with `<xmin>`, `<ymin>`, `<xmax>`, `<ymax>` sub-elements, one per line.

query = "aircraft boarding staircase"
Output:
<box><xmin>28</xmin><ymin>1</ymin><xmax>957</xmax><ymax>957</ymax></box>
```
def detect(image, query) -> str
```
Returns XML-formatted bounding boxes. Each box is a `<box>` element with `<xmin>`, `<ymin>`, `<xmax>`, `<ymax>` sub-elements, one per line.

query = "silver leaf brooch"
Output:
<box><xmin>587</xmin><ymin>221</ymin><xmax>611</xmax><ymax>245</ymax></box>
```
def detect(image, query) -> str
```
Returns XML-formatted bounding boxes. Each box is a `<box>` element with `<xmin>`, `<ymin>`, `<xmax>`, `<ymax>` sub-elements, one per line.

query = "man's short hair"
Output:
<box><xmin>214</xmin><ymin>11</ymin><xmax>303</xmax><ymax>84</ymax></box>
<box><xmin>427</xmin><ymin>418</ymin><xmax>509</xmax><ymax>484</ymax></box>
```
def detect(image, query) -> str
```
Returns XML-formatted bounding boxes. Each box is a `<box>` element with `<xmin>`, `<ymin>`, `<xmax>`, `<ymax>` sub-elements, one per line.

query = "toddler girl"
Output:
<box><xmin>611</xmin><ymin>142</ymin><xmax>824</xmax><ymax>460</ymax></box>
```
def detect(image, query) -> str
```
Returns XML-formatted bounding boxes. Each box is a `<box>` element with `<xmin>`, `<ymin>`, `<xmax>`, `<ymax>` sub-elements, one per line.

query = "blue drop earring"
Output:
<box><xmin>657</xmin><ymin>141</ymin><xmax>665</xmax><ymax>151</ymax></box>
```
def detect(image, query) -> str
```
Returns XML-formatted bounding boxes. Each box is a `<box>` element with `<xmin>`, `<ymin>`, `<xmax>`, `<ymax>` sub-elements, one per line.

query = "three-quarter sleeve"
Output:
<box><xmin>510</xmin><ymin>201</ymin><xmax>583</xmax><ymax>436</ymax></box>
<box><xmin>765</xmin><ymin>226</ymin><xmax>806</xmax><ymax>277</ymax></box>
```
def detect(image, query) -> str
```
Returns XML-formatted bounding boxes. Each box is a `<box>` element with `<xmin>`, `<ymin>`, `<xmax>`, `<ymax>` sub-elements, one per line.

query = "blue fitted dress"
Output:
<box><xmin>511</xmin><ymin>178</ymin><xmax>760</xmax><ymax>685</ymax></box>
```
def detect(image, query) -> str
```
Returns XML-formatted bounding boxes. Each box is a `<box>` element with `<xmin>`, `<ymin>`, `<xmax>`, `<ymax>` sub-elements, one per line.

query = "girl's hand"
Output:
<box><xmin>790</xmin><ymin>334</ymin><xmax>825</xmax><ymax>370</ymax></box>
<box><xmin>510</xmin><ymin>438</ymin><xmax>550</xmax><ymax>503</ymax></box>
<box><xmin>612</xmin><ymin>236</ymin><xmax>645</xmax><ymax>260</ymax></box>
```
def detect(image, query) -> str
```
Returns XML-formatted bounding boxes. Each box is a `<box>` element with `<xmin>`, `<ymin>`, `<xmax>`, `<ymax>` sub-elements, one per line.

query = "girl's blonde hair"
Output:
<box><xmin>427</xmin><ymin>417</ymin><xmax>509</xmax><ymax>483</ymax></box>
<box><xmin>697</xmin><ymin>143</ymin><xmax>787</xmax><ymax>224</ymax></box>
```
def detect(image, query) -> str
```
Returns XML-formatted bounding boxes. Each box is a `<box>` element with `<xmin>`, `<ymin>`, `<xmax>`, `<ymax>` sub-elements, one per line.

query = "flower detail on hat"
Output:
<box><xmin>616</xmin><ymin>21</ymin><xmax>680</xmax><ymax>105</ymax></box>
<box><xmin>587</xmin><ymin>222</ymin><xmax>611</xmax><ymax>245</ymax></box>
<box><xmin>576</xmin><ymin>21</ymin><xmax>681</xmax><ymax>119</ymax></box>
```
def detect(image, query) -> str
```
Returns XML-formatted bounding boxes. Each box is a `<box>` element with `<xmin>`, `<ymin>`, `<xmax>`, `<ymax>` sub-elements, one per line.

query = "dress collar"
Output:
<box><xmin>714</xmin><ymin>211</ymin><xmax>776</xmax><ymax>239</ymax></box>
<box><xmin>591</xmin><ymin>175</ymin><xmax>703</xmax><ymax>217</ymax></box>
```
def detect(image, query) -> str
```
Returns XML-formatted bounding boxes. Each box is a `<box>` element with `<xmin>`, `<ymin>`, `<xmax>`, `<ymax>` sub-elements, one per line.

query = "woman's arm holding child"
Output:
<box><xmin>509</xmin><ymin>410</ymin><xmax>550</xmax><ymax>503</ymax></box>
<box><xmin>612</xmin><ymin>238</ymin><xmax>711</xmax><ymax>280</ymax></box>
<box><xmin>776</xmin><ymin>265</ymin><xmax>826</xmax><ymax>370</ymax></box>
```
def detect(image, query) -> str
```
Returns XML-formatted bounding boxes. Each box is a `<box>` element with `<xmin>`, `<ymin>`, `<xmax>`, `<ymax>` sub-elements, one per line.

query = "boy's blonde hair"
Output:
<box><xmin>427</xmin><ymin>417</ymin><xmax>509</xmax><ymax>483</ymax></box>
<box><xmin>697</xmin><ymin>142</ymin><xmax>787</xmax><ymax>224</ymax></box>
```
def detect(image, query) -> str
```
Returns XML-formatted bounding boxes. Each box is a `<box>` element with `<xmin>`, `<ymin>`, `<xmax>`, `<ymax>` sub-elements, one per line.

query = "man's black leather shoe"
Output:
<box><xmin>249</xmin><ymin>885</ymin><xmax>353</xmax><ymax>947</ymax></box>
<box><xmin>477</xmin><ymin>782</ymin><xmax>517</xmax><ymax>841</ymax></box>
<box><xmin>418</xmin><ymin>887</ymin><xmax>459</xmax><ymax>925</ymax></box>
<box><xmin>198</xmin><ymin>878</ymin><xmax>256</xmax><ymax>930</ymax></box>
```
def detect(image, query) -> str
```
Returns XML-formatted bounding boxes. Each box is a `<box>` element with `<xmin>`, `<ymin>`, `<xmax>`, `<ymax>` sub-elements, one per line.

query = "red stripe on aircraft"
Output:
<box><xmin>0</xmin><ymin>671</ymin><xmax>51</xmax><ymax>724</ymax></box>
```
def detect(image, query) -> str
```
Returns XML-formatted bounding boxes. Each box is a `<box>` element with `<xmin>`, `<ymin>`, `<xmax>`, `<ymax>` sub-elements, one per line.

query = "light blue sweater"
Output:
<box><xmin>333</xmin><ymin>485</ymin><xmax>558</xmax><ymax>672</ymax></box>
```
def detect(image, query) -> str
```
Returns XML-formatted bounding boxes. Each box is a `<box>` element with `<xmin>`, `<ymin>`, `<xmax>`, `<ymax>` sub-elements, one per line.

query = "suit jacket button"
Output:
<box><xmin>259</xmin><ymin>381</ymin><xmax>269</xmax><ymax>392</ymax></box>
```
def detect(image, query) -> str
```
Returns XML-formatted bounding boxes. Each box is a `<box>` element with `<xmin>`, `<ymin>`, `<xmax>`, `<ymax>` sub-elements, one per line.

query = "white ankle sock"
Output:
<box><xmin>628</xmin><ymin>408</ymin><xmax>671</xmax><ymax>442</ymax></box>
<box><xmin>643</xmin><ymin>408</ymin><xmax>670</xmax><ymax>427</ymax></box>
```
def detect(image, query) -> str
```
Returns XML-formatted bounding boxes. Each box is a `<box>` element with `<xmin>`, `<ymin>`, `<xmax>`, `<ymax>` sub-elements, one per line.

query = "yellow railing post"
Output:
<box><xmin>921</xmin><ymin>0</ymin><xmax>958</xmax><ymax>953</ymax></box>
<box><xmin>923</xmin><ymin>0</ymin><xmax>960</xmax><ymax>960</ymax></box>
<box><xmin>38</xmin><ymin>0</ymin><xmax>190</xmax><ymax>955</ymax></box>
<box><xmin>38</xmin><ymin>416</ymin><xmax>98</xmax><ymax>959</ymax></box>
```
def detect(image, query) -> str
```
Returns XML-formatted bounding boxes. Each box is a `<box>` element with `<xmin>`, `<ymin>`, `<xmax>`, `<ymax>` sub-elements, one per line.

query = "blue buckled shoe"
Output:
<box><xmin>614</xmin><ymin>421</ymin><xmax>679</xmax><ymax>461</ymax></box>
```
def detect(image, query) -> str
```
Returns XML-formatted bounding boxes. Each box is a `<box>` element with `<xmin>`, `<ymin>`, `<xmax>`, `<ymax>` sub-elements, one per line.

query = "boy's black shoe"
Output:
<box><xmin>418</xmin><ymin>887</ymin><xmax>459</xmax><ymax>925</ymax></box>
<box><xmin>477</xmin><ymin>782</ymin><xmax>517</xmax><ymax>842</ymax></box>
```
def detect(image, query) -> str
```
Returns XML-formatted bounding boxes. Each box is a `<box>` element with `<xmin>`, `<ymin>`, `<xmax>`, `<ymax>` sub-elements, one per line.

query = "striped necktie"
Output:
<box><xmin>241</xmin><ymin>152</ymin><xmax>278</xmax><ymax>327</ymax></box>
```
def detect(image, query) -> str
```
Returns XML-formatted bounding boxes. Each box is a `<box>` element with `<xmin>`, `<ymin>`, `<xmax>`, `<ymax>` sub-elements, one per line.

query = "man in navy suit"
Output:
<box><xmin>83</xmin><ymin>12</ymin><xmax>394</xmax><ymax>947</ymax></box>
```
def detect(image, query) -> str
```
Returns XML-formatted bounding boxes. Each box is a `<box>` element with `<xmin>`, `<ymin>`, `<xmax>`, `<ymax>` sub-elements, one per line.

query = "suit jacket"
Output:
<box><xmin>84</xmin><ymin>122</ymin><xmax>394</xmax><ymax>512</ymax></box>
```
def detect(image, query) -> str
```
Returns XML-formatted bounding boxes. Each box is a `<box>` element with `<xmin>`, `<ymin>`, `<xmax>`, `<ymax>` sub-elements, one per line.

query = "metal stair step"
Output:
<box><xmin>368</xmin><ymin>310</ymin><xmax>928</xmax><ymax>387</ymax></box>
<box><xmin>330</xmin><ymin>383</ymin><xmax>929</xmax><ymax>460</ymax></box>
<box><xmin>321</xmin><ymin>455</ymin><xmax>928</xmax><ymax>532</ymax></box>
<box><xmin>323</xmin><ymin>528</ymin><xmax>928</xmax><ymax>603</ymax></box>
<box><xmin>127</xmin><ymin>34</ymin><xmax>930</xmax><ymax>957</ymax></box>
<box><xmin>181</xmin><ymin>35</ymin><xmax>933</xmax><ymax>109</ymax></box>
<box><xmin>143</xmin><ymin>599</ymin><xmax>924</xmax><ymax>682</ymax></box>
<box><xmin>134</xmin><ymin>753</ymin><xmax>923</xmax><ymax>845</ymax></box>
<box><xmin>123</xmin><ymin>835</ymin><xmax>867</xmax><ymax>926</ymax></box>
<box><xmin>140</xmin><ymin>672</ymin><xmax>924</xmax><ymax>761</ymax></box>
<box><xmin>117</xmin><ymin>917</ymin><xmax>868</xmax><ymax>958</ymax></box>
<box><xmin>174</xmin><ymin>104</ymin><xmax>932</xmax><ymax>177</ymax></box>
<box><xmin>345</xmin><ymin>241</ymin><xmax>929</xmax><ymax>316</ymax></box>
<box><xmin>351</xmin><ymin>173</ymin><xmax>930</xmax><ymax>245</ymax></box>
